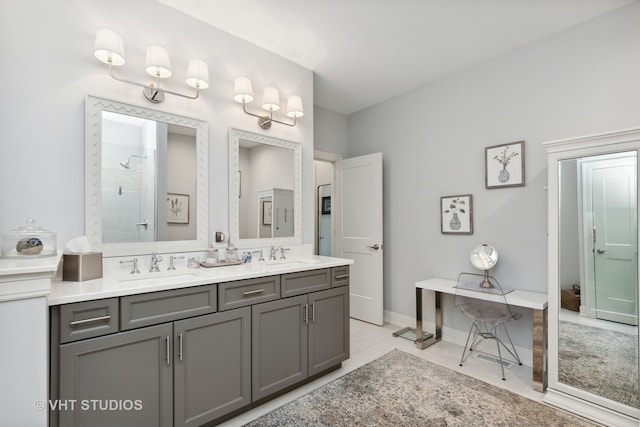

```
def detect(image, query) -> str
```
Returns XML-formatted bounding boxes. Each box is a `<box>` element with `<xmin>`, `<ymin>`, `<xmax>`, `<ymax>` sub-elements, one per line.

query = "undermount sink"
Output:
<box><xmin>117</xmin><ymin>271</ymin><xmax>200</xmax><ymax>284</ymax></box>
<box><xmin>263</xmin><ymin>259</ymin><xmax>319</xmax><ymax>270</ymax></box>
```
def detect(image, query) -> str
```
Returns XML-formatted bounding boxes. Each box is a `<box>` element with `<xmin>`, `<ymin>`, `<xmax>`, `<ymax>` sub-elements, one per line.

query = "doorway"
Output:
<box><xmin>314</xmin><ymin>157</ymin><xmax>337</xmax><ymax>256</ymax></box>
<box><xmin>581</xmin><ymin>152</ymin><xmax>638</xmax><ymax>325</ymax></box>
<box><xmin>317</xmin><ymin>184</ymin><xmax>332</xmax><ymax>256</ymax></box>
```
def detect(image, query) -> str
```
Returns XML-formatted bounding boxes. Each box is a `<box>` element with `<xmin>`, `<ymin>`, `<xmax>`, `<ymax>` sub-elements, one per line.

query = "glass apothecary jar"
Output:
<box><xmin>225</xmin><ymin>243</ymin><xmax>238</xmax><ymax>263</ymax></box>
<box><xmin>1</xmin><ymin>217</ymin><xmax>57</xmax><ymax>258</ymax></box>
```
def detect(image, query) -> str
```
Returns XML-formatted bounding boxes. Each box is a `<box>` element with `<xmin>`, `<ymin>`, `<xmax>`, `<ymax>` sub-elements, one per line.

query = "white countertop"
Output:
<box><xmin>0</xmin><ymin>254</ymin><xmax>62</xmax><ymax>302</ymax></box>
<box><xmin>0</xmin><ymin>253</ymin><xmax>62</xmax><ymax>277</ymax></box>
<box><xmin>416</xmin><ymin>277</ymin><xmax>548</xmax><ymax>310</ymax></box>
<box><xmin>48</xmin><ymin>255</ymin><xmax>353</xmax><ymax>305</ymax></box>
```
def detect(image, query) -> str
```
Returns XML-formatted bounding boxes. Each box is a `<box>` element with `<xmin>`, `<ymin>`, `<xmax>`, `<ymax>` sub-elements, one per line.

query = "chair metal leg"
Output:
<box><xmin>459</xmin><ymin>322</ymin><xmax>476</xmax><ymax>366</ymax></box>
<box><xmin>498</xmin><ymin>323</ymin><xmax>522</xmax><ymax>365</ymax></box>
<box><xmin>493</xmin><ymin>323</ymin><xmax>506</xmax><ymax>380</ymax></box>
<box><xmin>460</xmin><ymin>320</ymin><xmax>523</xmax><ymax>381</ymax></box>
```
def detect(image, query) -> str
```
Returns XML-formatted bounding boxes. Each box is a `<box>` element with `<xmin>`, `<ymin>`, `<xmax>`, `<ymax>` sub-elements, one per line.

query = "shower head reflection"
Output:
<box><xmin>119</xmin><ymin>154</ymin><xmax>147</xmax><ymax>169</ymax></box>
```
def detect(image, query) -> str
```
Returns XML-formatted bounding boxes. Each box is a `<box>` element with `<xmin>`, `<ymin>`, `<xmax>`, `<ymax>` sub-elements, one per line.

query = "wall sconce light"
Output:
<box><xmin>233</xmin><ymin>77</ymin><xmax>303</xmax><ymax>129</ymax></box>
<box><xmin>94</xmin><ymin>28</ymin><xmax>209</xmax><ymax>103</ymax></box>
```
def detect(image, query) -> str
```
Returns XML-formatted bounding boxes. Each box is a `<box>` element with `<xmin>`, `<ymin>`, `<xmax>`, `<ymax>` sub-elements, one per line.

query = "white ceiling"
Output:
<box><xmin>158</xmin><ymin>0</ymin><xmax>635</xmax><ymax>115</ymax></box>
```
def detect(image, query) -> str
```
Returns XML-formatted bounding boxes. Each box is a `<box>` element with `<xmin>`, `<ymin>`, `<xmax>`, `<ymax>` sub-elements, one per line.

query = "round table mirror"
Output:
<box><xmin>470</xmin><ymin>244</ymin><xmax>498</xmax><ymax>287</ymax></box>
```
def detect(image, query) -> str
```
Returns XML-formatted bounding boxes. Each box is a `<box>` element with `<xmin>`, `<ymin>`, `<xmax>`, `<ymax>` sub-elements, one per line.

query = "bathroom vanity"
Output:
<box><xmin>49</xmin><ymin>96</ymin><xmax>344</xmax><ymax>426</ymax></box>
<box><xmin>48</xmin><ymin>257</ymin><xmax>351</xmax><ymax>427</ymax></box>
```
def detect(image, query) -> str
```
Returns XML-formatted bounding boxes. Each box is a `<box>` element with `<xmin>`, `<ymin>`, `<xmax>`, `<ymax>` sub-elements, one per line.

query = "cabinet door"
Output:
<box><xmin>58</xmin><ymin>323</ymin><xmax>173</xmax><ymax>427</ymax></box>
<box><xmin>252</xmin><ymin>295</ymin><xmax>308</xmax><ymax>400</ymax></box>
<box><xmin>308</xmin><ymin>287</ymin><xmax>350</xmax><ymax>376</ymax></box>
<box><xmin>173</xmin><ymin>308</ymin><xmax>251</xmax><ymax>427</ymax></box>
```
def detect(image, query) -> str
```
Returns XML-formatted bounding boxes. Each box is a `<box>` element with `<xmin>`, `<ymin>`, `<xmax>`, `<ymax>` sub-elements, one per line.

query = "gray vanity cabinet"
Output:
<box><xmin>308</xmin><ymin>286</ymin><xmax>350</xmax><ymax>376</ymax></box>
<box><xmin>56</xmin><ymin>306</ymin><xmax>251</xmax><ymax>427</ymax></box>
<box><xmin>252</xmin><ymin>276</ymin><xmax>350</xmax><ymax>400</ymax></box>
<box><xmin>173</xmin><ymin>307</ymin><xmax>251</xmax><ymax>427</ymax></box>
<box><xmin>58</xmin><ymin>323</ymin><xmax>174</xmax><ymax>427</ymax></box>
<box><xmin>252</xmin><ymin>294</ymin><xmax>309</xmax><ymax>400</ymax></box>
<box><xmin>52</xmin><ymin>265</ymin><xmax>350</xmax><ymax>426</ymax></box>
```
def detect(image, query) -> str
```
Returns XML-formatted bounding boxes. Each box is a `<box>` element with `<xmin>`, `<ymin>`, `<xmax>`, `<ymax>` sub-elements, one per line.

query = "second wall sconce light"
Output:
<box><xmin>94</xmin><ymin>28</ymin><xmax>209</xmax><ymax>103</ymax></box>
<box><xmin>234</xmin><ymin>77</ymin><xmax>303</xmax><ymax>129</ymax></box>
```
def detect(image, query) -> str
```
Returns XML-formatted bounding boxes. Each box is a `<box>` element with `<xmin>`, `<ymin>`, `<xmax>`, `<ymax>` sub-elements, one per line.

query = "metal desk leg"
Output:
<box><xmin>416</xmin><ymin>288</ymin><xmax>441</xmax><ymax>350</ymax></box>
<box><xmin>532</xmin><ymin>307</ymin><xmax>548</xmax><ymax>392</ymax></box>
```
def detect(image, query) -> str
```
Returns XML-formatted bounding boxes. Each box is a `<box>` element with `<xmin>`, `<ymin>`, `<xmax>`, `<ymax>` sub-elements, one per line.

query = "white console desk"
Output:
<box><xmin>415</xmin><ymin>277</ymin><xmax>548</xmax><ymax>392</ymax></box>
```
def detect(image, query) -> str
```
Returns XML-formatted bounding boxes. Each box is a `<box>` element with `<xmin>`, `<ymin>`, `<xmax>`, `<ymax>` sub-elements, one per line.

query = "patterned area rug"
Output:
<box><xmin>244</xmin><ymin>349</ymin><xmax>599</xmax><ymax>426</ymax></box>
<box><xmin>559</xmin><ymin>321</ymin><xmax>639</xmax><ymax>408</ymax></box>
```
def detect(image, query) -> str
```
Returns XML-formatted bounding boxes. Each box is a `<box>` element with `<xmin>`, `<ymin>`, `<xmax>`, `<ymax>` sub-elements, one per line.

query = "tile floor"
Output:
<box><xmin>220</xmin><ymin>318</ymin><xmax>543</xmax><ymax>426</ymax></box>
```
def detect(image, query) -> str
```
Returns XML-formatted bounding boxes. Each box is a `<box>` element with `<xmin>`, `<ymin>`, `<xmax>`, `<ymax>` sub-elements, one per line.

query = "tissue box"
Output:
<box><xmin>63</xmin><ymin>253</ymin><xmax>103</xmax><ymax>281</ymax></box>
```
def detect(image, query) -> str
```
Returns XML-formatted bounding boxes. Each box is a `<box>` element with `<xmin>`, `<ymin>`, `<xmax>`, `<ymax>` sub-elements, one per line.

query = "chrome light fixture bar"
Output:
<box><xmin>233</xmin><ymin>77</ymin><xmax>303</xmax><ymax>129</ymax></box>
<box><xmin>94</xmin><ymin>28</ymin><xmax>209</xmax><ymax>103</ymax></box>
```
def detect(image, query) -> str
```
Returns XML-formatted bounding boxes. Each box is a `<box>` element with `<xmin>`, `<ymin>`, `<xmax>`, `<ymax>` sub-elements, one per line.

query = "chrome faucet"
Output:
<box><xmin>120</xmin><ymin>258</ymin><xmax>140</xmax><ymax>274</ymax></box>
<box><xmin>279</xmin><ymin>247</ymin><xmax>291</xmax><ymax>259</ymax></box>
<box><xmin>253</xmin><ymin>249</ymin><xmax>265</xmax><ymax>262</ymax></box>
<box><xmin>149</xmin><ymin>252</ymin><xmax>163</xmax><ymax>272</ymax></box>
<box><xmin>167</xmin><ymin>255</ymin><xmax>184</xmax><ymax>271</ymax></box>
<box><xmin>269</xmin><ymin>246</ymin><xmax>278</xmax><ymax>261</ymax></box>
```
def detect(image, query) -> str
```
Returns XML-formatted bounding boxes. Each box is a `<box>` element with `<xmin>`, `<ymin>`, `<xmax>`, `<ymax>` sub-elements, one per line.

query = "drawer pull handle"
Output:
<box><xmin>70</xmin><ymin>315</ymin><xmax>111</xmax><ymax>326</ymax></box>
<box><xmin>243</xmin><ymin>289</ymin><xmax>265</xmax><ymax>296</ymax></box>
<box><xmin>335</xmin><ymin>274</ymin><xmax>349</xmax><ymax>280</ymax></box>
<box><xmin>178</xmin><ymin>333</ymin><xmax>183</xmax><ymax>361</ymax></box>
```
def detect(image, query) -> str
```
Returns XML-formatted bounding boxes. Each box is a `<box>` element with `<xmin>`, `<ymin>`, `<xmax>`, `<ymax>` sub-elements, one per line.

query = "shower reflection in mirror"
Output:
<box><xmin>558</xmin><ymin>151</ymin><xmax>638</xmax><ymax>408</ymax></box>
<box><xmin>101</xmin><ymin>111</ymin><xmax>197</xmax><ymax>244</ymax></box>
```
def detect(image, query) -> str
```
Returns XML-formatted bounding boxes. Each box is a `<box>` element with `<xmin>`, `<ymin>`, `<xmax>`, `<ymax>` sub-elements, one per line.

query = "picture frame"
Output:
<box><xmin>262</xmin><ymin>200</ymin><xmax>272</xmax><ymax>225</ymax></box>
<box><xmin>167</xmin><ymin>193</ymin><xmax>189</xmax><ymax>224</ymax></box>
<box><xmin>441</xmin><ymin>194</ymin><xmax>473</xmax><ymax>234</ymax></box>
<box><xmin>485</xmin><ymin>141</ymin><xmax>525</xmax><ymax>189</ymax></box>
<box><xmin>321</xmin><ymin>196</ymin><xmax>331</xmax><ymax>214</ymax></box>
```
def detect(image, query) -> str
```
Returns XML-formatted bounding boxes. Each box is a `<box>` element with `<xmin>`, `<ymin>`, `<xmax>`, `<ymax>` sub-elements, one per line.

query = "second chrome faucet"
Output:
<box><xmin>149</xmin><ymin>252</ymin><xmax>163</xmax><ymax>272</ymax></box>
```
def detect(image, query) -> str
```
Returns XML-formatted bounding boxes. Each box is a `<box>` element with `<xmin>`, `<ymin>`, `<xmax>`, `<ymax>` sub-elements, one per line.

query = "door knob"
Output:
<box><xmin>367</xmin><ymin>244</ymin><xmax>381</xmax><ymax>250</ymax></box>
<box><xmin>596</xmin><ymin>249</ymin><xmax>606</xmax><ymax>254</ymax></box>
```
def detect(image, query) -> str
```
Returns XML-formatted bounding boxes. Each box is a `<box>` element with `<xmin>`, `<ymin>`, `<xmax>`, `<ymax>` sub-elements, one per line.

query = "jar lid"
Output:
<box><xmin>3</xmin><ymin>217</ymin><xmax>56</xmax><ymax>238</ymax></box>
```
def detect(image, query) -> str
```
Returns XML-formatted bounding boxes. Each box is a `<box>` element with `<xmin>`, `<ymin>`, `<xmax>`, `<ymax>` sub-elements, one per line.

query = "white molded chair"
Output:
<box><xmin>454</xmin><ymin>272</ymin><xmax>522</xmax><ymax>380</ymax></box>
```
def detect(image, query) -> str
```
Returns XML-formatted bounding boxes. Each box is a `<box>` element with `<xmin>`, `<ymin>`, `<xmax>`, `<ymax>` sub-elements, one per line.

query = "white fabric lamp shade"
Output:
<box><xmin>185</xmin><ymin>59</ymin><xmax>209</xmax><ymax>89</ymax></box>
<box><xmin>234</xmin><ymin>77</ymin><xmax>254</xmax><ymax>103</ymax></box>
<box><xmin>262</xmin><ymin>87</ymin><xmax>280</xmax><ymax>112</ymax></box>
<box><xmin>145</xmin><ymin>45</ymin><xmax>172</xmax><ymax>78</ymax></box>
<box><xmin>94</xmin><ymin>28</ymin><xmax>125</xmax><ymax>66</ymax></box>
<box><xmin>286</xmin><ymin>95</ymin><xmax>304</xmax><ymax>118</ymax></box>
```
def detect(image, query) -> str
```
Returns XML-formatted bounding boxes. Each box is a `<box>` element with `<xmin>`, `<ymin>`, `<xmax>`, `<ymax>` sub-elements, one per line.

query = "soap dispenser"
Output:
<box><xmin>225</xmin><ymin>242</ymin><xmax>238</xmax><ymax>263</ymax></box>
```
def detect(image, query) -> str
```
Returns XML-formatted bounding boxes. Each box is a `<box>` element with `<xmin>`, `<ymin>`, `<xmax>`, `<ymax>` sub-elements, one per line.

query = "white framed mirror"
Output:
<box><xmin>228</xmin><ymin>128</ymin><xmax>301</xmax><ymax>249</ymax></box>
<box><xmin>544</xmin><ymin>127</ymin><xmax>640</xmax><ymax>425</ymax></box>
<box><xmin>86</xmin><ymin>95</ymin><xmax>208</xmax><ymax>257</ymax></box>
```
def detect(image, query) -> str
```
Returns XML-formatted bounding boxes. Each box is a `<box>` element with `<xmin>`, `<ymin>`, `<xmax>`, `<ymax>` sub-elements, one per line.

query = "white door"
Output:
<box><xmin>591</xmin><ymin>156</ymin><xmax>638</xmax><ymax>325</ymax></box>
<box><xmin>335</xmin><ymin>153</ymin><xmax>384</xmax><ymax>325</ymax></box>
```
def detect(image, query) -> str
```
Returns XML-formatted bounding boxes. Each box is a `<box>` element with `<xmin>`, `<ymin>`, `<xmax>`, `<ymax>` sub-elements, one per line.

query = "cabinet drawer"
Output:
<box><xmin>121</xmin><ymin>284</ymin><xmax>217</xmax><ymax>330</ymax></box>
<box><xmin>281</xmin><ymin>268</ymin><xmax>330</xmax><ymax>297</ymax></box>
<box><xmin>331</xmin><ymin>266</ymin><xmax>350</xmax><ymax>287</ymax></box>
<box><xmin>218</xmin><ymin>276</ymin><xmax>280</xmax><ymax>311</ymax></box>
<box><xmin>59</xmin><ymin>298</ymin><xmax>119</xmax><ymax>343</ymax></box>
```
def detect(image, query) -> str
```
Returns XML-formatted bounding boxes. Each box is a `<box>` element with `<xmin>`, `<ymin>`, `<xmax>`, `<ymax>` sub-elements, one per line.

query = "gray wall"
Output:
<box><xmin>343</xmin><ymin>2</ymin><xmax>640</xmax><ymax>347</ymax></box>
<box><xmin>314</xmin><ymin>106</ymin><xmax>349</xmax><ymax>157</ymax></box>
<box><xmin>0</xmin><ymin>0</ymin><xmax>314</xmax><ymax>248</ymax></box>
